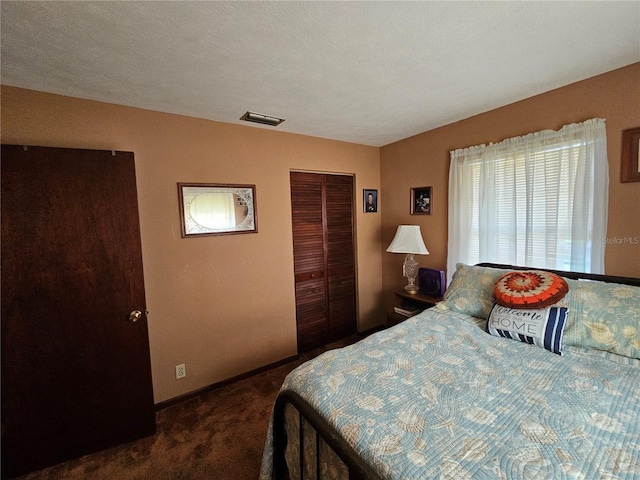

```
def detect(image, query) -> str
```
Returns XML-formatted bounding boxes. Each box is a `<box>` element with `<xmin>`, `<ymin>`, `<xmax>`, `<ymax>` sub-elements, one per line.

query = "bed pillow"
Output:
<box><xmin>561</xmin><ymin>278</ymin><xmax>640</xmax><ymax>359</ymax></box>
<box><xmin>441</xmin><ymin>263</ymin><xmax>509</xmax><ymax>319</ymax></box>
<box><xmin>493</xmin><ymin>270</ymin><xmax>569</xmax><ymax>309</ymax></box>
<box><xmin>485</xmin><ymin>303</ymin><xmax>569</xmax><ymax>355</ymax></box>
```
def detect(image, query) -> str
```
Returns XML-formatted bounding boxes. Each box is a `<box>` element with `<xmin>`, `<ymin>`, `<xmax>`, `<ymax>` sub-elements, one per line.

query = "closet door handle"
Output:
<box><xmin>129</xmin><ymin>310</ymin><xmax>143</xmax><ymax>323</ymax></box>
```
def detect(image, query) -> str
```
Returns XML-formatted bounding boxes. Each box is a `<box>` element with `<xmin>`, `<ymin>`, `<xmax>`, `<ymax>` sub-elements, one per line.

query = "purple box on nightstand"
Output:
<box><xmin>418</xmin><ymin>268</ymin><xmax>446</xmax><ymax>297</ymax></box>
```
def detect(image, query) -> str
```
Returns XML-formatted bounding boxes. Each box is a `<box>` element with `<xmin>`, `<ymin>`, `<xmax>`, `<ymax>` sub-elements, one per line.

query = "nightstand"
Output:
<box><xmin>387</xmin><ymin>290</ymin><xmax>443</xmax><ymax>327</ymax></box>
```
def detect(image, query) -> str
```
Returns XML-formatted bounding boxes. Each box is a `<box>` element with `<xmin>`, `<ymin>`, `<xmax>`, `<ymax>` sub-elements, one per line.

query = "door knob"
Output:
<box><xmin>129</xmin><ymin>310</ymin><xmax>143</xmax><ymax>323</ymax></box>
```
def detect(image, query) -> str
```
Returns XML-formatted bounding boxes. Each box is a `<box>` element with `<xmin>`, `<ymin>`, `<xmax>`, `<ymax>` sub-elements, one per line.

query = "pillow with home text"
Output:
<box><xmin>485</xmin><ymin>303</ymin><xmax>569</xmax><ymax>355</ymax></box>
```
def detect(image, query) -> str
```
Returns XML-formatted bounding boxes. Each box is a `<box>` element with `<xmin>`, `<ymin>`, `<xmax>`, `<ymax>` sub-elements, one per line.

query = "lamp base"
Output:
<box><xmin>403</xmin><ymin>253</ymin><xmax>420</xmax><ymax>294</ymax></box>
<box><xmin>403</xmin><ymin>284</ymin><xmax>419</xmax><ymax>294</ymax></box>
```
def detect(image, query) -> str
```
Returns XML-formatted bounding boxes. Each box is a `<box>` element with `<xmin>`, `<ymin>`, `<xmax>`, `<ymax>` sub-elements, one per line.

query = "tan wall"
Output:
<box><xmin>1</xmin><ymin>86</ymin><xmax>384</xmax><ymax>403</ymax></box>
<box><xmin>380</xmin><ymin>63</ymin><xmax>640</xmax><ymax>307</ymax></box>
<box><xmin>3</xmin><ymin>63</ymin><xmax>638</xmax><ymax>403</ymax></box>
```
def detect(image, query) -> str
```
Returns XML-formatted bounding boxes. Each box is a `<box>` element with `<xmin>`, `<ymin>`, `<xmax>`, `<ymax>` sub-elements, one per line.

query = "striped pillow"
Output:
<box><xmin>485</xmin><ymin>303</ymin><xmax>569</xmax><ymax>355</ymax></box>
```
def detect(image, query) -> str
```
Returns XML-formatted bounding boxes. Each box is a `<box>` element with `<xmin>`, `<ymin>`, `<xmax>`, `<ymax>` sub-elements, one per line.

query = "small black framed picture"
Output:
<box><xmin>621</xmin><ymin>126</ymin><xmax>640</xmax><ymax>183</ymax></box>
<box><xmin>363</xmin><ymin>189</ymin><xmax>378</xmax><ymax>213</ymax></box>
<box><xmin>411</xmin><ymin>186</ymin><xmax>432</xmax><ymax>215</ymax></box>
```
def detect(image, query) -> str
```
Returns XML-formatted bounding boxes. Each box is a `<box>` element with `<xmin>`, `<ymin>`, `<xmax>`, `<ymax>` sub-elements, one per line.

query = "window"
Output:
<box><xmin>447</xmin><ymin>118</ymin><xmax>608</xmax><ymax>283</ymax></box>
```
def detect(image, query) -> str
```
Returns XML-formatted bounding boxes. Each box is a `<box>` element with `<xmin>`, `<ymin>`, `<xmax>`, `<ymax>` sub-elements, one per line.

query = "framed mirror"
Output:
<box><xmin>178</xmin><ymin>183</ymin><xmax>258</xmax><ymax>237</ymax></box>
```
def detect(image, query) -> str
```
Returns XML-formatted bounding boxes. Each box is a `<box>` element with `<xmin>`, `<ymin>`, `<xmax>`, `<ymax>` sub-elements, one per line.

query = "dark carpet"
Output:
<box><xmin>15</xmin><ymin>336</ymin><xmax>359</xmax><ymax>480</ymax></box>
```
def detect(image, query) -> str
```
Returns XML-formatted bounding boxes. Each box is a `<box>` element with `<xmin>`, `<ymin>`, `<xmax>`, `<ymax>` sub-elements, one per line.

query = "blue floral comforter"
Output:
<box><xmin>261</xmin><ymin>308</ymin><xmax>640</xmax><ymax>479</ymax></box>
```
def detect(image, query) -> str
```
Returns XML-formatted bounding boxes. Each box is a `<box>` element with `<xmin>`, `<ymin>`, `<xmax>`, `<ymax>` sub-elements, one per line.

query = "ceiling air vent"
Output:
<box><xmin>240</xmin><ymin>111</ymin><xmax>285</xmax><ymax>127</ymax></box>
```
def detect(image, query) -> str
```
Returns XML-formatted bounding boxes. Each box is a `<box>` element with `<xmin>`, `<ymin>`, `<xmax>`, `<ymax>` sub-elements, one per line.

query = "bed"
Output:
<box><xmin>260</xmin><ymin>263</ymin><xmax>640</xmax><ymax>480</ymax></box>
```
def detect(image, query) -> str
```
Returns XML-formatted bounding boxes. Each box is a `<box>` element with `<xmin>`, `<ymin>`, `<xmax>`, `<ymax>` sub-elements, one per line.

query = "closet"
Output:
<box><xmin>290</xmin><ymin>172</ymin><xmax>356</xmax><ymax>352</ymax></box>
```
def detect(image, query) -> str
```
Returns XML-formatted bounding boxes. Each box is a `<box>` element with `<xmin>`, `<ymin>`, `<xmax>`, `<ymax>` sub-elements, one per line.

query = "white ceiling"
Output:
<box><xmin>2</xmin><ymin>1</ymin><xmax>639</xmax><ymax>147</ymax></box>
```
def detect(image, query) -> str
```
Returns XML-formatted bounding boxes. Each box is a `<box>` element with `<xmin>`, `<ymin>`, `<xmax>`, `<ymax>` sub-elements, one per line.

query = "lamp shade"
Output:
<box><xmin>386</xmin><ymin>225</ymin><xmax>429</xmax><ymax>254</ymax></box>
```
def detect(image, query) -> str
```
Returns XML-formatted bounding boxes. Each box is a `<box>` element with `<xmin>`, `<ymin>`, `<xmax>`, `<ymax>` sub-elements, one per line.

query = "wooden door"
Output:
<box><xmin>291</xmin><ymin>172</ymin><xmax>328</xmax><ymax>351</ymax></box>
<box><xmin>1</xmin><ymin>145</ymin><xmax>156</xmax><ymax>477</ymax></box>
<box><xmin>325</xmin><ymin>175</ymin><xmax>356</xmax><ymax>339</ymax></box>
<box><xmin>290</xmin><ymin>172</ymin><xmax>356</xmax><ymax>351</ymax></box>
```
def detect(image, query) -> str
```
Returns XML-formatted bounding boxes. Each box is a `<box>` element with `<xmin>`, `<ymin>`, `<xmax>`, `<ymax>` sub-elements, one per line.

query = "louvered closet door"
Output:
<box><xmin>290</xmin><ymin>172</ymin><xmax>356</xmax><ymax>352</ymax></box>
<box><xmin>325</xmin><ymin>175</ymin><xmax>356</xmax><ymax>340</ymax></box>
<box><xmin>291</xmin><ymin>172</ymin><xmax>328</xmax><ymax>351</ymax></box>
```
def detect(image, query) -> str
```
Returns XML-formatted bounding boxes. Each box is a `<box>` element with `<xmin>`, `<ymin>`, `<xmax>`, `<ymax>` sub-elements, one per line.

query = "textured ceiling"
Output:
<box><xmin>2</xmin><ymin>1</ymin><xmax>639</xmax><ymax>147</ymax></box>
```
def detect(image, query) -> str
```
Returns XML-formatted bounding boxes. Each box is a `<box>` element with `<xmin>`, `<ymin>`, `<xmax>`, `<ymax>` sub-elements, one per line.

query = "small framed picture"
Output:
<box><xmin>363</xmin><ymin>189</ymin><xmax>378</xmax><ymax>213</ymax></box>
<box><xmin>621</xmin><ymin>127</ymin><xmax>640</xmax><ymax>183</ymax></box>
<box><xmin>411</xmin><ymin>186</ymin><xmax>432</xmax><ymax>215</ymax></box>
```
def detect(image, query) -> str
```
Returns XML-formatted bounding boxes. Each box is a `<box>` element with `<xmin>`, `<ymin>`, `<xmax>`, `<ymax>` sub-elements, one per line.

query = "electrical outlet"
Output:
<box><xmin>175</xmin><ymin>364</ymin><xmax>186</xmax><ymax>379</ymax></box>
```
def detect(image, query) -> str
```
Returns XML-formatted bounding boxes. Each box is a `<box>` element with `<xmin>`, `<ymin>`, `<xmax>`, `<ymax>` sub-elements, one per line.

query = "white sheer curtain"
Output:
<box><xmin>447</xmin><ymin>118</ymin><xmax>608</xmax><ymax>283</ymax></box>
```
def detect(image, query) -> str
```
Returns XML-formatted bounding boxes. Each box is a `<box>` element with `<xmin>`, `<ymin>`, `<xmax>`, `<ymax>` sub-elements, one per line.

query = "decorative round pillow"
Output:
<box><xmin>493</xmin><ymin>270</ymin><xmax>569</xmax><ymax>309</ymax></box>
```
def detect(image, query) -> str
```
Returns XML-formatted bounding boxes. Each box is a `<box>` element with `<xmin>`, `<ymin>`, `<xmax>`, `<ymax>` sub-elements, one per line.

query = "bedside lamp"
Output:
<box><xmin>386</xmin><ymin>225</ymin><xmax>429</xmax><ymax>294</ymax></box>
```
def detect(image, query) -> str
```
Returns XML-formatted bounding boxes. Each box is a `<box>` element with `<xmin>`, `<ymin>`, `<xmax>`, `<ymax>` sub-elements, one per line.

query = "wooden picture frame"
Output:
<box><xmin>178</xmin><ymin>183</ymin><xmax>257</xmax><ymax>237</ymax></box>
<box><xmin>363</xmin><ymin>189</ymin><xmax>378</xmax><ymax>213</ymax></box>
<box><xmin>410</xmin><ymin>186</ymin><xmax>432</xmax><ymax>215</ymax></box>
<box><xmin>621</xmin><ymin>127</ymin><xmax>640</xmax><ymax>183</ymax></box>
